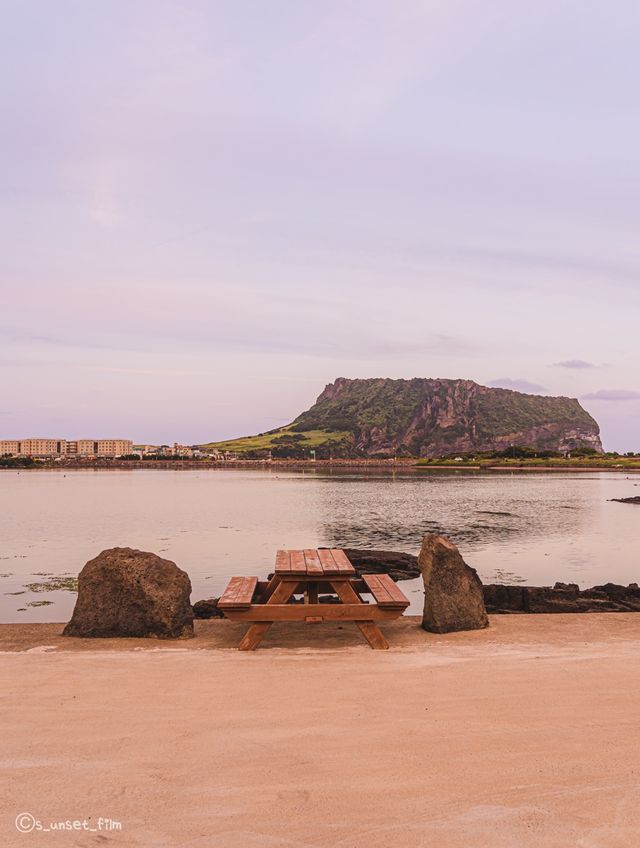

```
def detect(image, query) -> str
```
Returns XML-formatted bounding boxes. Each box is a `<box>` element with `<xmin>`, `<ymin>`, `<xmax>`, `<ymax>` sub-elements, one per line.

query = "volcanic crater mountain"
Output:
<box><xmin>206</xmin><ymin>378</ymin><xmax>603</xmax><ymax>458</ymax></box>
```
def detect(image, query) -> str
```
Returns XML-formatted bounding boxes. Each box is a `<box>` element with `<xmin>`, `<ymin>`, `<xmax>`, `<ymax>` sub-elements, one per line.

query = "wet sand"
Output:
<box><xmin>2</xmin><ymin>615</ymin><xmax>640</xmax><ymax>847</ymax></box>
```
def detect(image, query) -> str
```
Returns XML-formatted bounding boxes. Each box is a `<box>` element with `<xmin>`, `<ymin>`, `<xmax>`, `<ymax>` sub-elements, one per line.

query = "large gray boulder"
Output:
<box><xmin>63</xmin><ymin>548</ymin><xmax>194</xmax><ymax>638</ymax></box>
<box><xmin>419</xmin><ymin>535</ymin><xmax>489</xmax><ymax>633</ymax></box>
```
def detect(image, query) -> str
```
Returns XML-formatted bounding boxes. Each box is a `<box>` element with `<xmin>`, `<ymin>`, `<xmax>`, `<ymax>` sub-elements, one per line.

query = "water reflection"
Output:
<box><xmin>316</xmin><ymin>472</ymin><xmax>593</xmax><ymax>551</ymax></box>
<box><xmin>0</xmin><ymin>468</ymin><xmax>638</xmax><ymax>622</ymax></box>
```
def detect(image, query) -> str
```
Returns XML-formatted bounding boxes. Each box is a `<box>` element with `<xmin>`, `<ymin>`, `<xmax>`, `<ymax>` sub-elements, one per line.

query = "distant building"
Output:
<box><xmin>0</xmin><ymin>438</ymin><xmax>133</xmax><ymax>458</ymax></box>
<box><xmin>0</xmin><ymin>440</ymin><xmax>20</xmax><ymax>456</ymax></box>
<box><xmin>133</xmin><ymin>444</ymin><xmax>156</xmax><ymax>456</ymax></box>
<box><xmin>173</xmin><ymin>443</ymin><xmax>195</xmax><ymax>457</ymax></box>
<box><xmin>68</xmin><ymin>440</ymin><xmax>134</xmax><ymax>457</ymax></box>
<box><xmin>0</xmin><ymin>438</ymin><xmax>66</xmax><ymax>458</ymax></box>
<box><xmin>132</xmin><ymin>444</ymin><xmax>173</xmax><ymax>457</ymax></box>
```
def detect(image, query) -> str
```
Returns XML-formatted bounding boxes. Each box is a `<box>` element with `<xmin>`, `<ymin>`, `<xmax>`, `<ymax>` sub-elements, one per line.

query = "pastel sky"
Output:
<box><xmin>1</xmin><ymin>1</ymin><xmax>639</xmax><ymax>449</ymax></box>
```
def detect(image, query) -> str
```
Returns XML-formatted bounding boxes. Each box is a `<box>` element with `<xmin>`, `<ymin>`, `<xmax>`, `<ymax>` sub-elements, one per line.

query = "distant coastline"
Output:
<box><xmin>2</xmin><ymin>458</ymin><xmax>640</xmax><ymax>472</ymax></box>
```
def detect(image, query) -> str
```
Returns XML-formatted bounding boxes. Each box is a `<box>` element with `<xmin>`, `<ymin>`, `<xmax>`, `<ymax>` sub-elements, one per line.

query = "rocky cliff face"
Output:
<box><xmin>291</xmin><ymin>377</ymin><xmax>602</xmax><ymax>457</ymax></box>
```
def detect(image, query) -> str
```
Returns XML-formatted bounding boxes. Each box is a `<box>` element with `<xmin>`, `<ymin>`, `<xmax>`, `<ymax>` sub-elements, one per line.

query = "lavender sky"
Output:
<box><xmin>1</xmin><ymin>1</ymin><xmax>639</xmax><ymax>449</ymax></box>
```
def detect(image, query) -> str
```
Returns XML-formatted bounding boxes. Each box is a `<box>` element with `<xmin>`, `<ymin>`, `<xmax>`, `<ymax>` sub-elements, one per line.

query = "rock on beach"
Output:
<box><xmin>63</xmin><ymin>547</ymin><xmax>194</xmax><ymax>639</ymax></box>
<box><xmin>419</xmin><ymin>534</ymin><xmax>489</xmax><ymax>633</ymax></box>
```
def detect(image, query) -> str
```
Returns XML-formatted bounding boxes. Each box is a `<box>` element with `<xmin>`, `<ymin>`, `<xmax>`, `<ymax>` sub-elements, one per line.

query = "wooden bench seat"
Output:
<box><xmin>218</xmin><ymin>576</ymin><xmax>258</xmax><ymax>609</ymax></box>
<box><xmin>361</xmin><ymin>574</ymin><xmax>410</xmax><ymax>609</ymax></box>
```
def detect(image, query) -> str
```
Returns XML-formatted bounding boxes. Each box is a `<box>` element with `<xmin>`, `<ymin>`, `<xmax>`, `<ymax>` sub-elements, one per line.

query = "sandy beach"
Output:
<box><xmin>2</xmin><ymin>615</ymin><xmax>639</xmax><ymax>847</ymax></box>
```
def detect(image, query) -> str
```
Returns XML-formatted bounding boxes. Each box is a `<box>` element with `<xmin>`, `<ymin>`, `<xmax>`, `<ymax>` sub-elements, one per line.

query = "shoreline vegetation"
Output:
<box><xmin>2</xmin><ymin>455</ymin><xmax>640</xmax><ymax>471</ymax></box>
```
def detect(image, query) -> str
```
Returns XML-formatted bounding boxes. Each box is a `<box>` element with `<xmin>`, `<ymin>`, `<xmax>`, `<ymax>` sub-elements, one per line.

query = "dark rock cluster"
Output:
<box><xmin>483</xmin><ymin>582</ymin><xmax>640</xmax><ymax>613</ymax></box>
<box><xmin>192</xmin><ymin>598</ymin><xmax>224</xmax><ymax>619</ymax></box>
<box><xmin>341</xmin><ymin>548</ymin><xmax>420</xmax><ymax>580</ymax></box>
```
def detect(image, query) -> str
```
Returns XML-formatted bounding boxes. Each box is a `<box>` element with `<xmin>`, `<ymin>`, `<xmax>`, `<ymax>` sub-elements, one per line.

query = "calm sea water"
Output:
<box><xmin>0</xmin><ymin>468</ymin><xmax>638</xmax><ymax>623</ymax></box>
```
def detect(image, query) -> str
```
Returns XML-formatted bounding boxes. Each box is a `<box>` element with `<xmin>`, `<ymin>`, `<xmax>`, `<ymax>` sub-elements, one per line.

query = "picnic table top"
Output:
<box><xmin>275</xmin><ymin>548</ymin><xmax>355</xmax><ymax>577</ymax></box>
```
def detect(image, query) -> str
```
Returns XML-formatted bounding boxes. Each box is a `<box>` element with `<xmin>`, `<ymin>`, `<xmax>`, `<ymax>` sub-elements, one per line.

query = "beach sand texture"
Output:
<box><xmin>2</xmin><ymin>615</ymin><xmax>639</xmax><ymax>847</ymax></box>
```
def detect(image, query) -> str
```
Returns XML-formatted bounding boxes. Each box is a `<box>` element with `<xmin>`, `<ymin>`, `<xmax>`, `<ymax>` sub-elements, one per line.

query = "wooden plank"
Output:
<box><xmin>259</xmin><ymin>574</ymin><xmax>281</xmax><ymax>602</ymax></box>
<box><xmin>289</xmin><ymin>550</ymin><xmax>308</xmax><ymax>575</ymax></box>
<box><xmin>238</xmin><ymin>623</ymin><xmax>271</xmax><ymax>650</ymax></box>
<box><xmin>220</xmin><ymin>577</ymin><xmax>240</xmax><ymax>605</ymax></box>
<box><xmin>382</xmin><ymin>576</ymin><xmax>410</xmax><ymax>606</ymax></box>
<box><xmin>361</xmin><ymin>573</ymin><xmax>393</xmax><ymax>605</ymax></box>
<box><xmin>253</xmin><ymin>578</ymin><xmax>367</xmax><ymax>602</ymax></box>
<box><xmin>218</xmin><ymin>576</ymin><xmax>258</xmax><ymax>609</ymax></box>
<box><xmin>224</xmin><ymin>576</ymin><xmax>258</xmax><ymax>608</ymax></box>
<box><xmin>267</xmin><ymin>578</ymin><xmax>301</xmax><ymax>604</ymax></box>
<box><xmin>353</xmin><ymin>621</ymin><xmax>389</xmax><ymax>650</ymax></box>
<box><xmin>303</xmin><ymin>549</ymin><xmax>323</xmax><ymax>576</ymax></box>
<box><xmin>317</xmin><ymin>548</ymin><xmax>341</xmax><ymax>575</ymax></box>
<box><xmin>330</xmin><ymin>549</ymin><xmax>356</xmax><ymax>574</ymax></box>
<box><xmin>330</xmin><ymin>577</ymin><xmax>390</xmax><ymax>649</ymax></box>
<box><xmin>236</xmin><ymin>577</ymin><xmax>299</xmax><ymax>651</ymax></box>
<box><xmin>294</xmin><ymin>576</ymin><xmax>366</xmax><ymax>592</ymax></box>
<box><xmin>275</xmin><ymin>550</ymin><xmax>291</xmax><ymax>574</ymax></box>
<box><xmin>303</xmin><ymin>573</ymin><xmax>345</xmax><ymax>585</ymax></box>
<box><xmin>361</xmin><ymin>574</ymin><xmax>410</xmax><ymax>608</ymax></box>
<box><xmin>258</xmin><ymin>577</ymin><xmax>303</xmax><ymax>600</ymax></box>
<box><xmin>331</xmin><ymin>578</ymin><xmax>367</xmax><ymax>606</ymax></box>
<box><xmin>222</xmin><ymin>604</ymin><xmax>404</xmax><ymax>622</ymax></box>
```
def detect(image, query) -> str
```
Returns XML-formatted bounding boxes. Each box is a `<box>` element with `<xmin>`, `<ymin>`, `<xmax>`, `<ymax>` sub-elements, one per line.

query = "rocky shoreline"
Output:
<box><xmin>483</xmin><ymin>582</ymin><xmax>640</xmax><ymax>613</ymax></box>
<box><xmin>193</xmin><ymin>547</ymin><xmax>640</xmax><ymax>617</ymax></box>
<box><xmin>3</xmin><ymin>459</ymin><xmax>640</xmax><ymax>472</ymax></box>
<box><xmin>194</xmin><ymin>583</ymin><xmax>640</xmax><ymax>618</ymax></box>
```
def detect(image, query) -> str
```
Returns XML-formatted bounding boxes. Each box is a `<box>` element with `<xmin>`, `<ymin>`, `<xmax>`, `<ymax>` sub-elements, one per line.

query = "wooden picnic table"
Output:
<box><xmin>218</xmin><ymin>548</ymin><xmax>410</xmax><ymax>650</ymax></box>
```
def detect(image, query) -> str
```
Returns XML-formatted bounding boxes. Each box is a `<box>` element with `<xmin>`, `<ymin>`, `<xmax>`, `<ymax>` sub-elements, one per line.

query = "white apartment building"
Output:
<box><xmin>0</xmin><ymin>438</ymin><xmax>66</xmax><ymax>457</ymax></box>
<box><xmin>67</xmin><ymin>440</ymin><xmax>134</xmax><ymax>457</ymax></box>
<box><xmin>0</xmin><ymin>439</ymin><xmax>133</xmax><ymax>458</ymax></box>
<box><xmin>0</xmin><ymin>440</ymin><xmax>21</xmax><ymax>456</ymax></box>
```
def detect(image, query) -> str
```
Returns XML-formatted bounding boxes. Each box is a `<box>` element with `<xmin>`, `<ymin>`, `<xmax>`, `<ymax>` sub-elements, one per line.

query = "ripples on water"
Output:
<box><xmin>0</xmin><ymin>469</ymin><xmax>638</xmax><ymax>621</ymax></box>
<box><xmin>316</xmin><ymin>472</ymin><xmax>590</xmax><ymax>549</ymax></box>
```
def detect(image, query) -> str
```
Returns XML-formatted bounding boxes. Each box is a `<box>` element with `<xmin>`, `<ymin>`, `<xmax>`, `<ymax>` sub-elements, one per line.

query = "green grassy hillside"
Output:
<box><xmin>201</xmin><ymin>425</ymin><xmax>351</xmax><ymax>457</ymax></box>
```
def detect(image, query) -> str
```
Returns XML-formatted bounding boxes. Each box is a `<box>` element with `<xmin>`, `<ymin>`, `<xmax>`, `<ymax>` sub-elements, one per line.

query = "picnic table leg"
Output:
<box><xmin>238</xmin><ymin>578</ymin><xmax>298</xmax><ymax>651</ymax></box>
<box><xmin>238</xmin><ymin>622</ymin><xmax>272</xmax><ymax>651</ymax></box>
<box><xmin>302</xmin><ymin>581</ymin><xmax>322</xmax><ymax>623</ymax></box>
<box><xmin>330</xmin><ymin>579</ymin><xmax>389</xmax><ymax>650</ymax></box>
<box><xmin>352</xmin><ymin>620</ymin><xmax>389</xmax><ymax>650</ymax></box>
<box><xmin>261</xmin><ymin>573</ymin><xmax>281</xmax><ymax>602</ymax></box>
<box><xmin>305</xmin><ymin>582</ymin><xmax>319</xmax><ymax>604</ymax></box>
